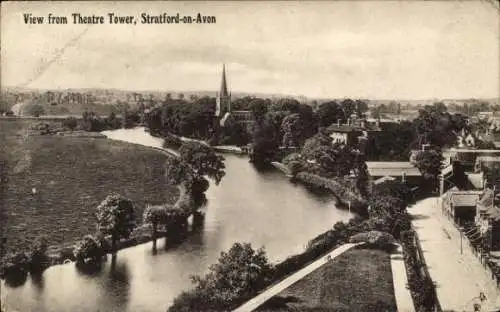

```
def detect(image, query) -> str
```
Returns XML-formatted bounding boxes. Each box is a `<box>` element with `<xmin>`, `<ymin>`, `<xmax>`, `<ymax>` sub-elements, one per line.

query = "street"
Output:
<box><xmin>408</xmin><ymin>197</ymin><xmax>500</xmax><ymax>311</ymax></box>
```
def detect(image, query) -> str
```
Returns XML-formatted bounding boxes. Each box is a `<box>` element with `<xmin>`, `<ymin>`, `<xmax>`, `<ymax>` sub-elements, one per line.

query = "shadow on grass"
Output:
<box><xmin>259</xmin><ymin>295</ymin><xmax>302</xmax><ymax>310</ymax></box>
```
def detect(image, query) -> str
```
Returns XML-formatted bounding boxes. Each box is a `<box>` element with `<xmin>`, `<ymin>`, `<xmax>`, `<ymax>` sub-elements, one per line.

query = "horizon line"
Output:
<box><xmin>1</xmin><ymin>85</ymin><xmax>499</xmax><ymax>102</ymax></box>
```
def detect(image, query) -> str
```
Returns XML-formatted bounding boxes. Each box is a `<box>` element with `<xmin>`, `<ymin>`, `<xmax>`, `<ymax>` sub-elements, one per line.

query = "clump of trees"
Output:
<box><xmin>169</xmin><ymin>243</ymin><xmax>275</xmax><ymax>312</ymax></box>
<box><xmin>0</xmin><ymin>236</ymin><xmax>50</xmax><ymax>285</ymax></box>
<box><xmin>95</xmin><ymin>193</ymin><xmax>136</xmax><ymax>261</ymax></box>
<box><xmin>146</xmin><ymin>97</ymin><xmax>216</xmax><ymax>140</ymax></box>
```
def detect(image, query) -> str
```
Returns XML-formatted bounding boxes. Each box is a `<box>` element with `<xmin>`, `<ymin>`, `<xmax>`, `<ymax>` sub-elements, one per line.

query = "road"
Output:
<box><xmin>408</xmin><ymin>197</ymin><xmax>500</xmax><ymax>312</ymax></box>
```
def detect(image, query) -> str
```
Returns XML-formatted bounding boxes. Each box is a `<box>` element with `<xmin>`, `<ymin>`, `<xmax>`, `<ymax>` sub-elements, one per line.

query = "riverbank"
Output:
<box><xmin>271</xmin><ymin>161</ymin><xmax>367</xmax><ymax>215</ymax></box>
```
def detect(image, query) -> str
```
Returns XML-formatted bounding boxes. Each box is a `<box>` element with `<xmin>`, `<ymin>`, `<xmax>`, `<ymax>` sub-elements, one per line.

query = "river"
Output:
<box><xmin>1</xmin><ymin>128</ymin><xmax>352</xmax><ymax>312</ymax></box>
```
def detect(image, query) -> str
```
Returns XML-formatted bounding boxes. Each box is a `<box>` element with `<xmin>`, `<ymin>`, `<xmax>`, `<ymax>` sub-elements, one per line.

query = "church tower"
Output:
<box><xmin>215</xmin><ymin>64</ymin><xmax>231</xmax><ymax>117</ymax></box>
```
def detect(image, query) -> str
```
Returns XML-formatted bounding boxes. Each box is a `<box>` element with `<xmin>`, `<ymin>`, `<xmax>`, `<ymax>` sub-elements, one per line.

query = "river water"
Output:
<box><xmin>2</xmin><ymin>128</ymin><xmax>351</xmax><ymax>312</ymax></box>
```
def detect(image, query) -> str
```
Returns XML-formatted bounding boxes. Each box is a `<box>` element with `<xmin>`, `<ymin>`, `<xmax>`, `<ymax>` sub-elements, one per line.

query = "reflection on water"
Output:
<box><xmin>2</xmin><ymin>132</ymin><xmax>351</xmax><ymax>312</ymax></box>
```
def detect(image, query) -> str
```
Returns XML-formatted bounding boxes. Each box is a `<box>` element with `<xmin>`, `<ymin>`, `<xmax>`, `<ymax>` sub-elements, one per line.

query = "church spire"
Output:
<box><xmin>220</xmin><ymin>64</ymin><xmax>228</xmax><ymax>97</ymax></box>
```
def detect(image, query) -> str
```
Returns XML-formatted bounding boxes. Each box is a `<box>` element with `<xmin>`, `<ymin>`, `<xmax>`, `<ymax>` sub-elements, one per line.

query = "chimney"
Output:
<box><xmin>337</xmin><ymin>119</ymin><xmax>341</xmax><ymax>127</ymax></box>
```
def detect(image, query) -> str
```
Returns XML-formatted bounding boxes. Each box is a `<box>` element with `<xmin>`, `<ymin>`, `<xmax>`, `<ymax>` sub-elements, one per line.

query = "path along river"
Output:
<box><xmin>2</xmin><ymin>128</ymin><xmax>352</xmax><ymax>312</ymax></box>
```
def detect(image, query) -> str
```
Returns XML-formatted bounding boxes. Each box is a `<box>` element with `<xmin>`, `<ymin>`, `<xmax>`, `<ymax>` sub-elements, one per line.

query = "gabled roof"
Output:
<box><xmin>328</xmin><ymin>124</ymin><xmax>363</xmax><ymax>133</ymax></box>
<box><xmin>449</xmin><ymin>193</ymin><xmax>480</xmax><ymax>207</ymax></box>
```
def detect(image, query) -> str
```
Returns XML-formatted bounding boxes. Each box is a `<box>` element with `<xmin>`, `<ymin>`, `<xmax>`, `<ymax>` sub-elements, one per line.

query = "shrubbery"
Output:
<box><xmin>29</xmin><ymin>236</ymin><xmax>49</xmax><ymax>274</ymax></box>
<box><xmin>401</xmin><ymin>230</ymin><xmax>439</xmax><ymax>311</ymax></box>
<box><xmin>73</xmin><ymin>235</ymin><xmax>105</xmax><ymax>266</ymax></box>
<box><xmin>0</xmin><ymin>252</ymin><xmax>30</xmax><ymax>280</ymax></box>
<box><xmin>169</xmin><ymin>243</ymin><xmax>275</xmax><ymax>312</ymax></box>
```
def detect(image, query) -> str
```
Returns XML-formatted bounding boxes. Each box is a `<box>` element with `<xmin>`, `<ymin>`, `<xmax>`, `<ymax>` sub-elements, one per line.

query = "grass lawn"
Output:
<box><xmin>260</xmin><ymin>246</ymin><xmax>397</xmax><ymax>312</ymax></box>
<box><xmin>0</xmin><ymin>119</ymin><xmax>178</xmax><ymax>253</ymax></box>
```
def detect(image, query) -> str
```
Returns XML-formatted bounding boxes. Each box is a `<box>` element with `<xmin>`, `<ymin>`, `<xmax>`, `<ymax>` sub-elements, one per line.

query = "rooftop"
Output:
<box><xmin>449</xmin><ymin>193</ymin><xmax>480</xmax><ymax>207</ymax></box>
<box><xmin>476</xmin><ymin>156</ymin><xmax>500</xmax><ymax>162</ymax></box>
<box><xmin>366</xmin><ymin>161</ymin><xmax>421</xmax><ymax>177</ymax></box>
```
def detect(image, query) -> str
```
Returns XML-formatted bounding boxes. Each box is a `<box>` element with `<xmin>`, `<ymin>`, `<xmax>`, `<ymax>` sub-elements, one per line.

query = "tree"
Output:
<box><xmin>143</xmin><ymin>205</ymin><xmax>169</xmax><ymax>251</ymax></box>
<box><xmin>415</xmin><ymin>147</ymin><xmax>443</xmax><ymax>192</ymax></box>
<box><xmin>169</xmin><ymin>243</ymin><xmax>275</xmax><ymax>311</ymax></box>
<box><xmin>316</xmin><ymin>101</ymin><xmax>344</xmax><ymax>127</ymax></box>
<box><xmin>178</xmin><ymin>142</ymin><xmax>226</xmax><ymax>185</ymax></box>
<box><xmin>249</xmin><ymin>98</ymin><xmax>269</xmax><ymax>121</ymax></box>
<box><xmin>340</xmin><ymin>99</ymin><xmax>357</xmax><ymax>119</ymax></box>
<box><xmin>0</xmin><ymin>251</ymin><xmax>30</xmax><ymax>282</ymax></box>
<box><xmin>271</xmin><ymin>98</ymin><xmax>301</xmax><ymax>113</ymax></box>
<box><xmin>24</xmin><ymin>103</ymin><xmax>45</xmax><ymax>117</ymax></box>
<box><xmin>29</xmin><ymin>236</ymin><xmax>49</xmax><ymax>274</ymax></box>
<box><xmin>95</xmin><ymin>193</ymin><xmax>135</xmax><ymax>260</ymax></box>
<box><xmin>73</xmin><ymin>235</ymin><xmax>105</xmax><ymax>266</ymax></box>
<box><xmin>251</xmin><ymin>116</ymin><xmax>279</xmax><ymax>166</ymax></box>
<box><xmin>281</xmin><ymin>113</ymin><xmax>303</xmax><ymax>148</ymax></box>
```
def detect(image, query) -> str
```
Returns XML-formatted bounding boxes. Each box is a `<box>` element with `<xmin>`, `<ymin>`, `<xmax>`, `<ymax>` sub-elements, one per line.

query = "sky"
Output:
<box><xmin>1</xmin><ymin>1</ymin><xmax>499</xmax><ymax>99</ymax></box>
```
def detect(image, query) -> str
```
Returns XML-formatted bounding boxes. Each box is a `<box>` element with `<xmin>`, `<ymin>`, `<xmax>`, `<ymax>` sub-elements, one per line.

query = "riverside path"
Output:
<box><xmin>408</xmin><ymin>197</ymin><xmax>500</xmax><ymax>312</ymax></box>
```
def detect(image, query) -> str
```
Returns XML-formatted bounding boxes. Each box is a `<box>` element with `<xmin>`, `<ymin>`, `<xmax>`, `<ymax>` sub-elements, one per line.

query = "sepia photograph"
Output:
<box><xmin>1</xmin><ymin>1</ymin><xmax>500</xmax><ymax>311</ymax></box>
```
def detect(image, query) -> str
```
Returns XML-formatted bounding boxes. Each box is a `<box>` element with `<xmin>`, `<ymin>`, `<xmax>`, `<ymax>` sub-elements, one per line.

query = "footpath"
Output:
<box><xmin>408</xmin><ymin>197</ymin><xmax>500</xmax><ymax>312</ymax></box>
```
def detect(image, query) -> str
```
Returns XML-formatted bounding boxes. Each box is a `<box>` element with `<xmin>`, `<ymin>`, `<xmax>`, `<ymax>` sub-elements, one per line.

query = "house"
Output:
<box><xmin>475</xmin><ymin>189</ymin><xmax>500</xmax><ymax>251</ymax></box>
<box><xmin>456</xmin><ymin>129</ymin><xmax>476</xmax><ymax>148</ymax></box>
<box><xmin>474</xmin><ymin>156</ymin><xmax>500</xmax><ymax>173</ymax></box>
<box><xmin>483</xmin><ymin>131</ymin><xmax>500</xmax><ymax>148</ymax></box>
<box><xmin>328</xmin><ymin>123</ymin><xmax>363</xmax><ymax>146</ymax></box>
<box><xmin>328</xmin><ymin>119</ymin><xmax>381</xmax><ymax>148</ymax></box>
<box><xmin>444</xmin><ymin>190</ymin><xmax>482</xmax><ymax>226</ymax></box>
<box><xmin>366</xmin><ymin>161</ymin><xmax>422</xmax><ymax>189</ymax></box>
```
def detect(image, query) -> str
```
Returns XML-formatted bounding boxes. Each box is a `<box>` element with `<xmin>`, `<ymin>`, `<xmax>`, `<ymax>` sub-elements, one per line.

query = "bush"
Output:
<box><xmin>62</xmin><ymin>117</ymin><xmax>78</xmax><ymax>131</ymax></box>
<box><xmin>29</xmin><ymin>236</ymin><xmax>49</xmax><ymax>274</ymax></box>
<box><xmin>169</xmin><ymin>243</ymin><xmax>274</xmax><ymax>312</ymax></box>
<box><xmin>0</xmin><ymin>251</ymin><xmax>30</xmax><ymax>280</ymax></box>
<box><xmin>28</xmin><ymin>122</ymin><xmax>52</xmax><ymax>135</ymax></box>
<box><xmin>348</xmin><ymin>231</ymin><xmax>396</xmax><ymax>245</ymax></box>
<box><xmin>163</xmin><ymin>133</ymin><xmax>183</xmax><ymax>149</ymax></box>
<box><xmin>73</xmin><ymin>235</ymin><xmax>105</xmax><ymax>266</ymax></box>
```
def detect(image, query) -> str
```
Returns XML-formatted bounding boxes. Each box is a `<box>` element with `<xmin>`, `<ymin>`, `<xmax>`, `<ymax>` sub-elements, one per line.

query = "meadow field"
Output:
<box><xmin>0</xmin><ymin>119</ymin><xmax>178</xmax><ymax>253</ymax></box>
<box><xmin>267</xmin><ymin>247</ymin><xmax>397</xmax><ymax>311</ymax></box>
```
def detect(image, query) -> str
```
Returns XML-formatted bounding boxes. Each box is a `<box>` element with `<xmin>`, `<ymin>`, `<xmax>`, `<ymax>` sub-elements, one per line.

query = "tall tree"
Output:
<box><xmin>178</xmin><ymin>142</ymin><xmax>226</xmax><ymax>185</ymax></box>
<box><xmin>317</xmin><ymin>101</ymin><xmax>345</xmax><ymax>127</ymax></box>
<box><xmin>415</xmin><ymin>147</ymin><xmax>443</xmax><ymax>192</ymax></box>
<box><xmin>281</xmin><ymin>113</ymin><xmax>303</xmax><ymax>148</ymax></box>
<box><xmin>96</xmin><ymin>194</ymin><xmax>135</xmax><ymax>261</ymax></box>
<box><xmin>143</xmin><ymin>205</ymin><xmax>168</xmax><ymax>251</ymax></box>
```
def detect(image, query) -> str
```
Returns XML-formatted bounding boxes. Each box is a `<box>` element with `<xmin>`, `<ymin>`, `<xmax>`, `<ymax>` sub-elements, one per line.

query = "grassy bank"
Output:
<box><xmin>260</xmin><ymin>246</ymin><xmax>397</xmax><ymax>312</ymax></box>
<box><xmin>1</xmin><ymin>119</ymin><xmax>178</xmax><ymax>255</ymax></box>
<box><xmin>294</xmin><ymin>172</ymin><xmax>368</xmax><ymax>215</ymax></box>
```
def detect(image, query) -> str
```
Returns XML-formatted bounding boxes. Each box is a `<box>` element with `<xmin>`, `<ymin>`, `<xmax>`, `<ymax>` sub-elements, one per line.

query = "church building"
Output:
<box><xmin>214</xmin><ymin>64</ymin><xmax>254</xmax><ymax>128</ymax></box>
<box><xmin>215</xmin><ymin>64</ymin><xmax>232</xmax><ymax>126</ymax></box>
